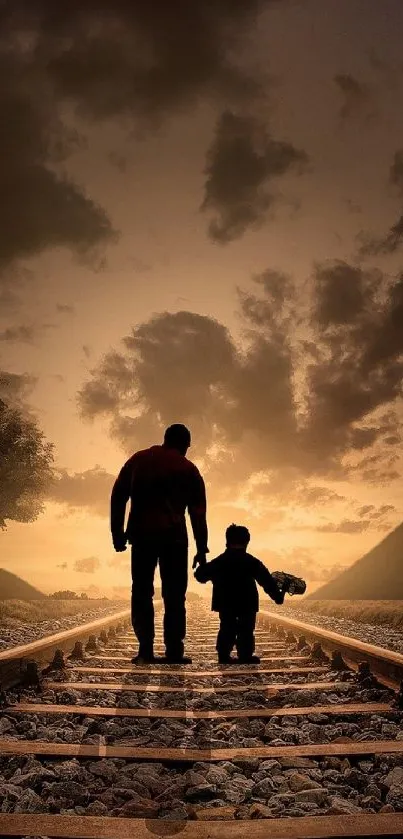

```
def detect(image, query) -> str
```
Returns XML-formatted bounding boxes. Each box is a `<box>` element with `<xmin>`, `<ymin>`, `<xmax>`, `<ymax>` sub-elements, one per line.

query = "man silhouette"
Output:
<box><xmin>110</xmin><ymin>424</ymin><xmax>208</xmax><ymax>664</ymax></box>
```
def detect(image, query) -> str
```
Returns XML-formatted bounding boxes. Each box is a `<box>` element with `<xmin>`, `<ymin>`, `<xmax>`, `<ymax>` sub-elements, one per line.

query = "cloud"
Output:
<box><xmin>56</xmin><ymin>562</ymin><xmax>68</xmax><ymax>570</ymax></box>
<box><xmin>358</xmin><ymin>215</ymin><xmax>403</xmax><ymax>256</ymax></box>
<box><xmin>11</xmin><ymin>2</ymin><xmax>268</xmax><ymax>123</ymax></box>
<box><xmin>0</xmin><ymin>45</ymin><xmax>115</xmax><ymax>295</ymax></box>
<box><xmin>303</xmin><ymin>262</ymin><xmax>403</xmax><ymax>469</ymax></box>
<box><xmin>108</xmin><ymin>151</ymin><xmax>128</xmax><ymax>174</ymax></box>
<box><xmin>0</xmin><ymin>323</ymin><xmax>55</xmax><ymax>344</ymax></box>
<box><xmin>81</xmin><ymin>584</ymin><xmax>101</xmax><ymax>597</ymax></box>
<box><xmin>259</xmin><ymin>546</ymin><xmax>346</xmax><ymax>586</ymax></box>
<box><xmin>358</xmin><ymin>149</ymin><xmax>403</xmax><ymax>256</ymax></box>
<box><xmin>74</xmin><ymin>556</ymin><xmax>101</xmax><ymax>574</ymax></box>
<box><xmin>317</xmin><ymin>518</ymin><xmax>371</xmax><ymax>534</ymax></box>
<box><xmin>78</xmin><ymin>260</ymin><xmax>403</xmax><ymax>499</ymax></box>
<box><xmin>45</xmin><ymin>466</ymin><xmax>115</xmax><ymax>517</ymax></box>
<box><xmin>0</xmin><ymin>2</ymin><xmax>278</xmax><ymax>288</ymax></box>
<box><xmin>390</xmin><ymin>149</ymin><xmax>403</xmax><ymax>192</ymax></box>
<box><xmin>56</xmin><ymin>303</ymin><xmax>75</xmax><ymax>315</ymax></box>
<box><xmin>358</xmin><ymin>504</ymin><xmax>374</xmax><ymax>518</ymax></box>
<box><xmin>201</xmin><ymin>111</ymin><xmax>308</xmax><ymax>243</ymax></box>
<box><xmin>0</xmin><ymin>370</ymin><xmax>37</xmax><ymax>407</ymax></box>
<box><xmin>334</xmin><ymin>74</ymin><xmax>376</xmax><ymax>122</ymax></box>
<box><xmin>0</xmin><ymin>325</ymin><xmax>37</xmax><ymax>344</ymax></box>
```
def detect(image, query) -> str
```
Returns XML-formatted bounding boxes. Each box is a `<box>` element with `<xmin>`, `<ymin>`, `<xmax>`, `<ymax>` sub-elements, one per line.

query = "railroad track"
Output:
<box><xmin>1</xmin><ymin>601</ymin><xmax>403</xmax><ymax>838</ymax></box>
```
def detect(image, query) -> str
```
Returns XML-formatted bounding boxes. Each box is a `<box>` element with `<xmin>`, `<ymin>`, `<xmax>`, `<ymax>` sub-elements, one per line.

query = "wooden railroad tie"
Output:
<box><xmin>1</xmin><ymin>738</ymin><xmax>403</xmax><ymax>761</ymax></box>
<box><xmin>71</xmin><ymin>659</ymin><xmax>312</xmax><ymax>676</ymax></box>
<box><xmin>91</xmin><ymin>655</ymin><xmax>293</xmax><ymax>666</ymax></box>
<box><xmin>6</xmin><ymin>700</ymin><xmax>392</xmax><ymax>720</ymax></box>
<box><xmin>1</xmin><ymin>813</ymin><xmax>403</xmax><ymax>838</ymax></box>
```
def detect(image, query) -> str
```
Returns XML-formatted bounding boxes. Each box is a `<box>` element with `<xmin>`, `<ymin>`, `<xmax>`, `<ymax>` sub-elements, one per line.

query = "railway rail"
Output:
<box><xmin>0</xmin><ymin>601</ymin><xmax>403</xmax><ymax>838</ymax></box>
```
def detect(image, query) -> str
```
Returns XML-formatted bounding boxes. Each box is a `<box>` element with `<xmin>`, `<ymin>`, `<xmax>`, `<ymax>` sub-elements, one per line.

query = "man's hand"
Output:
<box><xmin>192</xmin><ymin>550</ymin><xmax>208</xmax><ymax>569</ymax></box>
<box><xmin>113</xmin><ymin>534</ymin><xmax>127</xmax><ymax>552</ymax></box>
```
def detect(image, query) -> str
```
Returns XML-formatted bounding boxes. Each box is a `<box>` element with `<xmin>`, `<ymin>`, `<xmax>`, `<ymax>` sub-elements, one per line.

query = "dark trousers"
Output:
<box><xmin>216</xmin><ymin>609</ymin><xmax>257</xmax><ymax>660</ymax></box>
<box><xmin>131</xmin><ymin>542</ymin><xmax>188</xmax><ymax>657</ymax></box>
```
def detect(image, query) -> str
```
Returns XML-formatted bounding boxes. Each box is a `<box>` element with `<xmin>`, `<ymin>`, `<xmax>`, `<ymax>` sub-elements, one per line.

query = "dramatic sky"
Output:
<box><xmin>1</xmin><ymin>0</ymin><xmax>403</xmax><ymax>597</ymax></box>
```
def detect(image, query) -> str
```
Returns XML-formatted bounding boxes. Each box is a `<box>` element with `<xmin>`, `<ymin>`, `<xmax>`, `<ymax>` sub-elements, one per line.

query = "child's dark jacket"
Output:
<box><xmin>194</xmin><ymin>548</ymin><xmax>284</xmax><ymax>613</ymax></box>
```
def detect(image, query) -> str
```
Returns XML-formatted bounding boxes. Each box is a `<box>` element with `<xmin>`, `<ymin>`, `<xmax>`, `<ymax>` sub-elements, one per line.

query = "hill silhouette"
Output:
<box><xmin>309</xmin><ymin>522</ymin><xmax>403</xmax><ymax>600</ymax></box>
<box><xmin>0</xmin><ymin>568</ymin><xmax>45</xmax><ymax>600</ymax></box>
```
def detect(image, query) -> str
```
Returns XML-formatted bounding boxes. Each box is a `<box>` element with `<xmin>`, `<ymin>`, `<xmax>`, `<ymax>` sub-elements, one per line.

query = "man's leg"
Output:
<box><xmin>159</xmin><ymin>542</ymin><xmax>188</xmax><ymax>660</ymax></box>
<box><xmin>131</xmin><ymin>544</ymin><xmax>158</xmax><ymax>658</ymax></box>
<box><xmin>236</xmin><ymin>611</ymin><xmax>257</xmax><ymax>662</ymax></box>
<box><xmin>216</xmin><ymin>610</ymin><xmax>237</xmax><ymax>662</ymax></box>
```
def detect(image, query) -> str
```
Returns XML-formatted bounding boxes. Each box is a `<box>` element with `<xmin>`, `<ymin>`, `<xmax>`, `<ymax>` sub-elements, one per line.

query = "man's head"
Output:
<box><xmin>163</xmin><ymin>423</ymin><xmax>191</xmax><ymax>455</ymax></box>
<box><xmin>225</xmin><ymin>523</ymin><xmax>250</xmax><ymax>549</ymax></box>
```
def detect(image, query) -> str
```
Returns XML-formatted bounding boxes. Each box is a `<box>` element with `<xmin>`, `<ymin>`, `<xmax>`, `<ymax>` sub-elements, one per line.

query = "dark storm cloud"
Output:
<box><xmin>78</xmin><ymin>260</ymin><xmax>403</xmax><ymax>490</ymax></box>
<box><xmin>334</xmin><ymin>74</ymin><xmax>375</xmax><ymax>122</ymax></box>
<box><xmin>79</xmin><ymin>311</ymin><xmax>237</xmax><ymax>457</ymax></box>
<box><xmin>201</xmin><ymin>111</ymin><xmax>308</xmax><ymax>243</ymax></box>
<box><xmin>390</xmin><ymin>150</ymin><xmax>403</xmax><ymax>191</ymax></box>
<box><xmin>45</xmin><ymin>466</ymin><xmax>114</xmax><ymax>516</ymax></box>
<box><xmin>74</xmin><ymin>556</ymin><xmax>101</xmax><ymax>574</ymax></box>
<box><xmin>312</xmin><ymin>262</ymin><xmax>369</xmax><ymax>327</ymax></box>
<box><xmin>358</xmin><ymin>150</ymin><xmax>403</xmax><ymax>256</ymax></box>
<box><xmin>359</xmin><ymin>214</ymin><xmax>403</xmax><ymax>256</ymax></box>
<box><xmin>1</xmin><ymin>1</ymin><xmax>272</xmax><ymax>285</ymax></box>
<box><xmin>8</xmin><ymin>1</ymin><xmax>268</xmax><ymax>122</ymax></box>
<box><xmin>0</xmin><ymin>47</ymin><xmax>114</xmax><ymax>289</ymax></box>
<box><xmin>0</xmin><ymin>0</ymin><xmax>280</xmax><ymax>278</ymax></box>
<box><xmin>304</xmin><ymin>262</ymin><xmax>403</xmax><ymax>468</ymax></box>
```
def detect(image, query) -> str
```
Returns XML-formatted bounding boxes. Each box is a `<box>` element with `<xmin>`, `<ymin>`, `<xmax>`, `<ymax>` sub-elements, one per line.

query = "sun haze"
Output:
<box><xmin>1</xmin><ymin>1</ymin><xmax>403</xmax><ymax>598</ymax></box>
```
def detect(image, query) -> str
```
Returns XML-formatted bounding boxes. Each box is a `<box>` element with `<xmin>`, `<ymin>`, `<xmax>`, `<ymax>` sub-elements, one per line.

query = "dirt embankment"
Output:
<box><xmin>286</xmin><ymin>599</ymin><xmax>403</xmax><ymax>629</ymax></box>
<box><xmin>0</xmin><ymin>599</ymin><xmax>127</xmax><ymax>627</ymax></box>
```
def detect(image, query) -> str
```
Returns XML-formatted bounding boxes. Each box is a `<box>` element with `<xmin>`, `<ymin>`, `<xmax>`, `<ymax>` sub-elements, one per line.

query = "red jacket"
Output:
<box><xmin>110</xmin><ymin>444</ymin><xmax>208</xmax><ymax>551</ymax></box>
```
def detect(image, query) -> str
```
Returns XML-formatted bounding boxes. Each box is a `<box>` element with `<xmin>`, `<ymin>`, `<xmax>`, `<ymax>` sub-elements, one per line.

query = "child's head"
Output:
<box><xmin>225</xmin><ymin>523</ymin><xmax>250</xmax><ymax>549</ymax></box>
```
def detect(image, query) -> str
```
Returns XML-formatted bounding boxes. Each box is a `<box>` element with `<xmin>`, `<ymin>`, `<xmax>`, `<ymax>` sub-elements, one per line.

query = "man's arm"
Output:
<box><xmin>110</xmin><ymin>459</ymin><xmax>132</xmax><ymax>551</ymax></box>
<box><xmin>187</xmin><ymin>465</ymin><xmax>209</xmax><ymax>562</ymax></box>
<box><xmin>253</xmin><ymin>558</ymin><xmax>285</xmax><ymax>605</ymax></box>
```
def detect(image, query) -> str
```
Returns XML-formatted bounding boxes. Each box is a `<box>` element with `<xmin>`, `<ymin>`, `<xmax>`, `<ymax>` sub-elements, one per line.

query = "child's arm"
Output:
<box><xmin>253</xmin><ymin>559</ymin><xmax>285</xmax><ymax>605</ymax></box>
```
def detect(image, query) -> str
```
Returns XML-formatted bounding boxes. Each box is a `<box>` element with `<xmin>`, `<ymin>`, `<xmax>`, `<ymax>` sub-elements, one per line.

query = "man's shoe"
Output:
<box><xmin>131</xmin><ymin>650</ymin><xmax>155</xmax><ymax>664</ymax></box>
<box><xmin>238</xmin><ymin>655</ymin><xmax>260</xmax><ymax>664</ymax></box>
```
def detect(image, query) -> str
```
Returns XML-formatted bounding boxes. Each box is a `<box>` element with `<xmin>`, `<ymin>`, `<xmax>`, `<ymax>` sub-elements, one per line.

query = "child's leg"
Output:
<box><xmin>236</xmin><ymin>611</ymin><xmax>257</xmax><ymax>661</ymax></box>
<box><xmin>216</xmin><ymin>610</ymin><xmax>237</xmax><ymax>661</ymax></box>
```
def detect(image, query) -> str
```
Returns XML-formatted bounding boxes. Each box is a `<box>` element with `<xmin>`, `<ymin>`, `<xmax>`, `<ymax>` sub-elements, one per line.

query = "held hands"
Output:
<box><xmin>192</xmin><ymin>549</ymin><xmax>208</xmax><ymax>569</ymax></box>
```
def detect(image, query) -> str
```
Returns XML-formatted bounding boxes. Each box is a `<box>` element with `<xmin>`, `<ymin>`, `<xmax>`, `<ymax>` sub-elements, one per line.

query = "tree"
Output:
<box><xmin>0</xmin><ymin>397</ymin><xmax>54</xmax><ymax>530</ymax></box>
<box><xmin>49</xmin><ymin>590</ymin><xmax>78</xmax><ymax>600</ymax></box>
<box><xmin>80</xmin><ymin>592</ymin><xmax>89</xmax><ymax>599</ymax></box>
